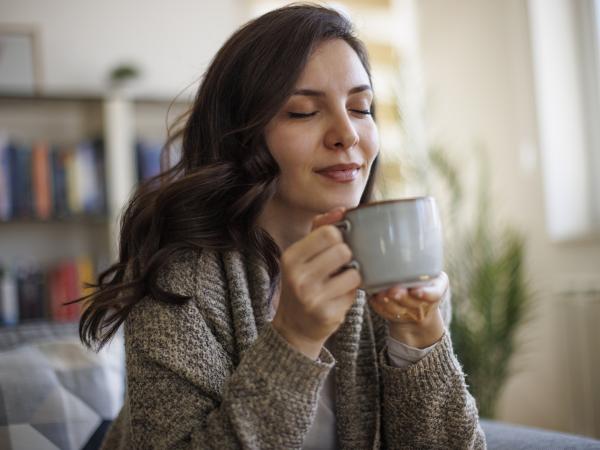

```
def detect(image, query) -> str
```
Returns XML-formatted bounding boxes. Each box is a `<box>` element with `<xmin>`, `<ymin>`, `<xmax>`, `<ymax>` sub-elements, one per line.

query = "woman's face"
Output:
<box><xmin>264</xmin><ymin>38</ymin><xmax>379</xmax><ymax>216</ymax></box>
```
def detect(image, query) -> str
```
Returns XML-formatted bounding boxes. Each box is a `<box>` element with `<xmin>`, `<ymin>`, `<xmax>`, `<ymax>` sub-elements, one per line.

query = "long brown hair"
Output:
<box><xmin>78</xmin><ymin>3</ymin><xmax>380</xmax><ymax>349</ymax></box>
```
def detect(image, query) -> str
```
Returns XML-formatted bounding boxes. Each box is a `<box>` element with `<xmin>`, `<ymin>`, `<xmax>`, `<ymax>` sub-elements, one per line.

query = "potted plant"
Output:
<box><xmin>426</xmin><ymin>145</ymin><xmax>534</xmax><ymax>418</ymax></box>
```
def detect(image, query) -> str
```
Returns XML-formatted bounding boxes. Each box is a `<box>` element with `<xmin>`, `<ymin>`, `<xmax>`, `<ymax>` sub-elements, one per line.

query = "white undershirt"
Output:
<box><xmin>301</xmin><ymin>336</ymin><xmax>437</xmax><ymax>450</ymax></box>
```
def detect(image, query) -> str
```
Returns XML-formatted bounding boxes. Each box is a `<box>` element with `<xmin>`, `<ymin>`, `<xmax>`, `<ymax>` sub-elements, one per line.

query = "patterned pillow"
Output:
<box><xmin>0</xmin><ymin>324</ymin><xmax>124</xmax><ymax>450</ymax></box>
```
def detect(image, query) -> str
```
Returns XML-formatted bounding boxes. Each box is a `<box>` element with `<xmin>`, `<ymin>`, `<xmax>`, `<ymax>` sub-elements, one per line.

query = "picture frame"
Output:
<box><xmin>0</xmin><ymin>25</ymin><xmax>42</xmax><ymax>94</ymax></box>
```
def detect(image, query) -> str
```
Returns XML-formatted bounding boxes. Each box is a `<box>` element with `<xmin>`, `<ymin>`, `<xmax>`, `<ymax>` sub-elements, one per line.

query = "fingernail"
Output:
<box><xmin>382</xmin><ymin>296</ymin><xmax>390</xmax><ymax>304</ymax></box>
<box><xmin>391</xmin><ymin>289</ymin><xmax>404</xmax><ymax>300</ymax></box>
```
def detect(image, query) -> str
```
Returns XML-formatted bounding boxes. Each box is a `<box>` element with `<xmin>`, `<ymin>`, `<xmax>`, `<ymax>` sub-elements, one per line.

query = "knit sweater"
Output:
<box><xmin>101</xmin><ymin>248</ymin><xmax>486</xmax><ymax>449</ymax></box>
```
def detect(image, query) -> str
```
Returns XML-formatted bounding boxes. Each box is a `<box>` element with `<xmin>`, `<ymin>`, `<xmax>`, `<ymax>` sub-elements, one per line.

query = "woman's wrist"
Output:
<box><xmin>271</xmin><ymin>317</ymin><xmax>323</xmax><ymax>360</ymax></box>
<box><xmin>388</xmin><ymin>308</ymin><xmax>445</xmax><ymax>349</ymax></box>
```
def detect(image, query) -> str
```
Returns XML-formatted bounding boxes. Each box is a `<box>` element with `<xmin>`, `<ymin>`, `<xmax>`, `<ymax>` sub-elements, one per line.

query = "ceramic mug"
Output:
<box><xmin>335</xmin><ymin>196</ymin><xmax>444</xmax><ymax>294</ymax></box>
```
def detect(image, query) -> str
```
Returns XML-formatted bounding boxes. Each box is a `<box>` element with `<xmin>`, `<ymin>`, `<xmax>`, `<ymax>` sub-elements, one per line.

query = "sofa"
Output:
<box><xmin>1</xmin><ymin>323</ymin><xmax>599</xmax><ymax>450</ymax></box>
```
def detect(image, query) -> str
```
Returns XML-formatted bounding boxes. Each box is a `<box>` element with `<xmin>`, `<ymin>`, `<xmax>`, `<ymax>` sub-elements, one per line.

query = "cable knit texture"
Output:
<box><xmin>101</xmin><ymin>248</ymin><xmax>486</xmax><ymax>449</ymax></box>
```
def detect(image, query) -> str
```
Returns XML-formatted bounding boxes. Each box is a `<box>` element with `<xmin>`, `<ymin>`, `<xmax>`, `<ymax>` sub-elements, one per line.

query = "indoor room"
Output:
<box><xmin>1</xmin><ymin>0</ymin><xmax>599</xmax><ymax>449</ymax></box>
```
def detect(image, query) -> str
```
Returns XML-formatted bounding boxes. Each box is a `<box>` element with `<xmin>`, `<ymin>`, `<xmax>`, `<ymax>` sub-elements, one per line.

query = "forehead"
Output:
<box><xmin>294</xmin><ymin>39</ymin><xmax>370</xmax><ymax>91</ymax></box>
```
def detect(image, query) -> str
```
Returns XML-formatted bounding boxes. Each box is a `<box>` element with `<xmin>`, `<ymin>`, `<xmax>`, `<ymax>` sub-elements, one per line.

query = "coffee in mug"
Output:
<box><xmin>336</xmin><ymin>196</ymin><xmax>444</xmax><ymax>295</ymax></box>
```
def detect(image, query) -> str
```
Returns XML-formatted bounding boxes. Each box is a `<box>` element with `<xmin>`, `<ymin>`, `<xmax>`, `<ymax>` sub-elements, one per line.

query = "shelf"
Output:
<box><xmin>0</xmin><ymin>93</ymin><xmax>171</xmax><ymax>331</ymax></box>
<box><xmin>0</xmin><ymin>215</ymin><xmax>109</xmax><ymax>226</ymax></box>
<box><xmin>0</xmin><ymin>91</ymin><xmax>193</xmax><ymax>105</ymax></box>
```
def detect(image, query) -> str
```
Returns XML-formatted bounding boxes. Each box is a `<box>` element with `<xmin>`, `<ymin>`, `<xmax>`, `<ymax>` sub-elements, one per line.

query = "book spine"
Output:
<box><xmin>136</xmin><ymin>139</ymin><xmax>162</xmax><ymax>182</ymax></box>
<box><xmin>0</xmin><ymin>265</ymin><xmax>18</xmax><ymax>325</ymax></box>
<box><xmin>51</xmin><ymin>147</ymin><xmax>69</xmax><ymax>218</ymax></box>
<box><xmin>0</xmin><ymin>135</ymin><xmax>12</xmax><ymax>220</ymax></box>
<box><xmin>16</xmin><ymin>265</ymin><xmax>45</xmax><ymax>321</ymax></box>
<box><xmin>65</xmin><ymin>147</ymin><xmax>81</xmax><ymax>215</ymax></box>
<box><xmin>32</xmin><ymin>141</ymin><xmax>53</xmax><ymax>220</ymax></box>
<box><xmin>15</xmin><ymin>145</ymin><xmax>34</xmax><ymax>218</ymax></box>
<box><xmin>49</xmin><ymin>264</ymin><xmax>66</xmax><ymax>321</ymax></box>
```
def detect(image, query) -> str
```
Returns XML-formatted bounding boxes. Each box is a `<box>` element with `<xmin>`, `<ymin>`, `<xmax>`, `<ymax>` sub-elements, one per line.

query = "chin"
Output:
<box><xmin>317</xmin><ymin>193</ymin><xmax>363</xmax><ymax>212</ymax></box>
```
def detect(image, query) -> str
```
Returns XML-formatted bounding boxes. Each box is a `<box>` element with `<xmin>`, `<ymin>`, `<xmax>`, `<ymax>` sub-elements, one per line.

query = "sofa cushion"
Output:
<box><xmin>0</xmin><ymin>324</ymin><xmax>124</xmax><ymax>450</ymax></box>
<box><xmin>481</xmin><ymin>419</ymin><xmax>600</xmax><ymax>449</ymax></box>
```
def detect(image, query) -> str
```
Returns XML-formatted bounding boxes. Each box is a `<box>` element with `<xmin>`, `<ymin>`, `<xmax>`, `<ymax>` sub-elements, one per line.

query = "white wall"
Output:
<box><xmin>0</xmin><ymin>0</ymin><xmax>243</xmax><ymax>97</ymax></box>
<box><xmin>417</xmin><ymin>0</ymin><xmax>600</xmax><ymax>435</ymax></box>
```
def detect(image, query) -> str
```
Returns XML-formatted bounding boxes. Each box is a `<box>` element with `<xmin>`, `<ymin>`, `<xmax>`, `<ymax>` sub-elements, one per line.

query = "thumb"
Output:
<box><xmin>311</xmin><ymin>206</ymin><xmax>346</xmax><ymax>231</ymax></box>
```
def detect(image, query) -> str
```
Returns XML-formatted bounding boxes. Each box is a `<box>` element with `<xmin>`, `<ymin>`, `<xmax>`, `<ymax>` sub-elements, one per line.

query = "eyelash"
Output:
<box><xmin>287</xmin><ymin>109</ymin><xmax>372</xmax><ymax>119</ymax></box>
<box><xmin>288</xmin><ymin>112</ymin><xmax>317</xmax><ymax>118</ymax></box>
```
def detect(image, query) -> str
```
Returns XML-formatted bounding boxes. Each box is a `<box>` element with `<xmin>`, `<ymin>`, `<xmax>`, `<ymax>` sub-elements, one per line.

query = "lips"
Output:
<box><xmin>315</xmin><ymin>163</ymin><xmax>362</xmax><ymax>183</ymax></box>
<box><xmin>317</xmin><ymin>163</ymin><xmax>361</xmax><ymax>171</ymax></box>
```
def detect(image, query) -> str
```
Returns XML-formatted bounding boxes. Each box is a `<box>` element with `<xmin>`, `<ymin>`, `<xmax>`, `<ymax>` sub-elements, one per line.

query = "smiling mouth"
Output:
<box><xmin>315</xmin><ymin>167</ymin><xmax>360</xmax><ymax>183</ymax></box>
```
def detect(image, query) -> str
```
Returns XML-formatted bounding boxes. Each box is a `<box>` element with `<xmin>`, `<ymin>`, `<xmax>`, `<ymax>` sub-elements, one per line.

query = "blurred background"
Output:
<box><xmin>1</xmin><ymin>0</ymin><xmax>599</xmax><ymax>445</ymax></box>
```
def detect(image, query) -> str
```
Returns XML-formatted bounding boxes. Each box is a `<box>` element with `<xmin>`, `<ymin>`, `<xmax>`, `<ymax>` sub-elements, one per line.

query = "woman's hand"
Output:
<box><xmin>368</xmin><ymin>272</ymin><xmax>449</xmax><ymax>348</ymax></box>
<box><xmin>271</xmin><ymin>207</ymin><xmax>362</xmax><ymax>360</ymax></box>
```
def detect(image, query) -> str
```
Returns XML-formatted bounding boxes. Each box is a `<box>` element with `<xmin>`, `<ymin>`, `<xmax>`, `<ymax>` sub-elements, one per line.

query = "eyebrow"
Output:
<box><xmin>291</xmin><ymin>84</ymin><xmax>372</xmax><ymax>97</ymax></box>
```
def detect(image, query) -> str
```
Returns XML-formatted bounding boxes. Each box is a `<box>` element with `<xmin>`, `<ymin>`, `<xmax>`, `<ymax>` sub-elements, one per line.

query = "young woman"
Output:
<box><xmin>80</xmin><ymin>4</ymin><xmax>486</xmax><ymax>449</ymax></box>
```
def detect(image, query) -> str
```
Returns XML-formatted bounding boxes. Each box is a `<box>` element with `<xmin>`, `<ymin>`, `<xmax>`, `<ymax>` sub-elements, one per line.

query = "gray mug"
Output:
<box><xmin>335</xmin><ymin>196</ymin><xmax>444</xmax><ymax>294</ymax></box>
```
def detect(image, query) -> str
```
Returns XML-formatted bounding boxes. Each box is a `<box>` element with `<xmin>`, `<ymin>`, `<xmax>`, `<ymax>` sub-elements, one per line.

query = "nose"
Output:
<box><xmin>324</xmin><ymin>112</ymin><xmax>359</xmax><ymax>150</ymax></box>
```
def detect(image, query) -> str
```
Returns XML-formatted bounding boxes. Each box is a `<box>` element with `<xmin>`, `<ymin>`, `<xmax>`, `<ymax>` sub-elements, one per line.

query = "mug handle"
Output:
<box><xmin>334</xmin><ymin>219</ymin><xmax>352</xmax><ymax>233</ymax></box>
<box><xmin>333</xmin><ymin>219</ymin><xmax>361</xmax><ymax>273</ymax></box>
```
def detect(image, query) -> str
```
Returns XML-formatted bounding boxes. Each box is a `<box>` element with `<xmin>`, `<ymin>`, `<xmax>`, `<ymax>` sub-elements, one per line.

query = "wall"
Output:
<box><xmin>4</xmin><ymin>0</ymin><xmax>600</xmax><ymax>436</ymax></box>
<box><xmin>417</xmin><ymin>0</ymin><xmax>600</xmax><ymax>435</ymax></box>
<box><xmin>0</xmin><ymin>0</ymin><xmax>242</xmax><ymax>97</ymax></box>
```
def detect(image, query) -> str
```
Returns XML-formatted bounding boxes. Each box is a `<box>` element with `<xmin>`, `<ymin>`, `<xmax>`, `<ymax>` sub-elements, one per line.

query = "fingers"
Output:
<box><xmin>369</xmin><ymin>293</ymin><xmax>435</xmax><ymax>322</ymax></box>
<box><xmin>282</xmin><ymin>239</ymin><xmax>358</xmax><ymax>304</ymax></box>
<box><xmin>369</xmin><ymin>296</ymin><xmax>423</xmax><ymax>322</ymax></box>
<box><xmin>321</xmin><ymin>266</ymin><xmax>361</xmax><ymax>301</ymax></box>
<box><xmin>369</xmin><ymin>272</ymin><xmax>449</xmax><ymax>323</ymax></box>
<box><xmin>287</xmin><ymin>221</ymin><xmax>351</xmax><ymax>269</ymax></box>
<box><xmin>376</xmin><ymin>288</ymin><xmax>427</xmax><ymax>310</ymax></box>
<box><xmin>406</xmin><ymin>272</ymin><xmax>449</xmax><ymax>302</ymax></box>
<box><xmin>311</xmin><ymin>207</ymin><xmax>346</xmax><ymax>230</ymax></box>
<box><xmin>285</xmin><ymin>206</ymin><xmax>348</xmax><ymax>268</ymax></box>
<box><xmin>285</xmin><ymin>225</ymin><xmax>344</xmax><ymax>267</ymax></box>
<box><xmin>304</xmin><ymin>241</ymin><xmax>353</xmax><ymax>278</ymax></box>
<box><xmin>377</xmin><ymin>272</ymin><xmax>449</xmax><ymax>303</ymax></box>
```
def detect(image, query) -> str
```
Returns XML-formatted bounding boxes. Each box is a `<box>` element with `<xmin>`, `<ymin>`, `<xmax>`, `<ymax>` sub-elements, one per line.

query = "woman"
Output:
<box><xmin>80</xmin><ymin>4</ymin><xmax>486</xmax><ymax>449</ymax></box>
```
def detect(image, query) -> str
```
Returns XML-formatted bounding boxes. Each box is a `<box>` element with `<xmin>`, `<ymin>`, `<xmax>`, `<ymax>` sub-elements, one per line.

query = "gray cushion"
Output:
<box><xmin>0</xmin><ymin>323</ymin><xmax>80</xmax><ymax>351</ymax></box>
<box><xmin>482</xmin><ymin>419</ymin><xmax>600</xmax><ymax>449</ymax></box>
<box><xmin>0</xmin><ymin>329</ymin><xmax>124</xmax><ymax>450</ymax></box>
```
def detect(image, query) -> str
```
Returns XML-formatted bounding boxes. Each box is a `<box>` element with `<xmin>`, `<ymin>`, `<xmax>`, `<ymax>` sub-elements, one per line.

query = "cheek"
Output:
<box><xmin>361</xmin><ymin>124</ymin><xmax>380</xmax><ymax>162</ymax></box>
<box><xmin>265</xmin><ymin>125</ymin><xmax>316</xmax><ymax>174</ymax></box>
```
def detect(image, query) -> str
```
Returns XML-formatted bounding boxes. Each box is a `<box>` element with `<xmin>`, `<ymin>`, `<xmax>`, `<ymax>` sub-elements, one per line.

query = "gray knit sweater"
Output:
<box><xmin>101</xmin><ymin>248</ymin><xmax>486</xmax><ymax>449</ymax></box>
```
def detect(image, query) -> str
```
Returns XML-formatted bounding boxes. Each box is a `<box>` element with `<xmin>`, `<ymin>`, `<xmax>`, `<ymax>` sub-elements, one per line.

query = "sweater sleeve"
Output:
<box><xmin>101</xmin><ymin>296</ymin><xmax>335</xmax><ymax>450</ymax></box>
<box><xmin>368</xmin><ymin>287</ymin><xmax>486</xmax><ymax>449</ymax></box>
<box><xmin>379</xmin><ymin>333</ymin><xmax>486</xmax><ymax>449</ymax></box>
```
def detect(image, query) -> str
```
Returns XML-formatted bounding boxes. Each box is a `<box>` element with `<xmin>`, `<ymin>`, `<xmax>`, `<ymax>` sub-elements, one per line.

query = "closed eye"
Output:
<box><xmin>288</xmin><ymin>111</ymin><xmax>318</xmax><ymax>118</ymax></box>
<box><xmin>350</xmin><ymin>109</ymin><xmax>372</xmax><ymax>116</ymax></box>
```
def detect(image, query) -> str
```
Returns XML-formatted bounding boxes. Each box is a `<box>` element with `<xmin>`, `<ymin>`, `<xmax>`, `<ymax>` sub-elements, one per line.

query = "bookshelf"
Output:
<box><xmin>0</xmin><ymin>92</ymin><xmax>190</xmax><ymax>327</ymax></box>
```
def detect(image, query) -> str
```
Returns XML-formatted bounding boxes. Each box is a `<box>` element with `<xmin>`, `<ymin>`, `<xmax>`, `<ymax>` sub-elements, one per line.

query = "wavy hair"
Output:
<box><xmin>77</xmin><ymin>3</ymin><xmax>380</xmax><ymax>349</ymax></box>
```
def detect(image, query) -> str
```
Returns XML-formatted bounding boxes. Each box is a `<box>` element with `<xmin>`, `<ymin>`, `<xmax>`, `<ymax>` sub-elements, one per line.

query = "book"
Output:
<box><xmin>65</xmin><ymin>260</ymin><xmax>82</xmax><ymax>321</ymax></box>
<box><xmin>48</xmin><ymin>263</ymin><xmax>69</xmax><ymax>322</ymax></box>
<box><xmin>13</xmin><ymin>144</ymin><xmax>34</xmax><ymax>218</ymax></box>
<box><xmin>92</xmin><ymin>138</ymin><xmax>107</xmax><ymax>214</ymax></box>
<box><xmin>31</xmin><ymin>141</ymin><xmax>53</xmax><ymax>220</ymax></box>
<box><xmin>77</xmin><ymin>141</ymin><xmax>104</xmax><ymax>214</ymax></box>
<box><xmin>16</xmin><ymin>264</ymin><xmax>46</xmax><ymax>321</ymax></box>
<box><xmin>136</xmin><ymin>139</ymin><xmax>163</xmax><ymax>182</ymax></box>
<box><xmin>0</xmin><ymin>265</ymin><xmax>18</xmax><ymax>325</ymax></box>
<box><xmin>0</xmin><ymin>134</ymin><xmax>12</xmax><ymax>220</ymax></box>
<box><xmin>74</xmin><ymin>255</ymin><xmax>95</xmax><ymax>317</ymax></box>
<box><xmin>64</xmin><ymin>147</ymin><xmax>81</xmax><ymax>215</ymax></box>
<box><xmin>51</xmin><ymin>146</ymin><xmax>69</xmax><ymax>218</ymax></box>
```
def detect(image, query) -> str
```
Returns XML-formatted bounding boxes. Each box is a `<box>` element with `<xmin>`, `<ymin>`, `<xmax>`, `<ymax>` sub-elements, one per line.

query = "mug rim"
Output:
<box><xmin>347</xmin><ymin>195</ymin><xmax>434</xmax><ymax>213</ymax></box>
